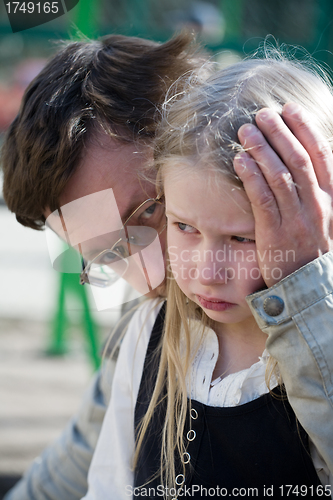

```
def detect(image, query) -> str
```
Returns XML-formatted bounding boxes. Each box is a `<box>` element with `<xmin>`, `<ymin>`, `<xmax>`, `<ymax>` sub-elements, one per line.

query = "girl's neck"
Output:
<box><xmin>211</xmin><ymin>319</ymin><xmax>267</xmax><ymax>380</ymax></box>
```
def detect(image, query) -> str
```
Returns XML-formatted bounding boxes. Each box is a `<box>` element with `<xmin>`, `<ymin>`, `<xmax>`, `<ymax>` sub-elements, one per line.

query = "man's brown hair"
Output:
<box><xmin>1</xmin><ymin>32</ymin><xmax>205</xmax><ymax>230</ymax></box>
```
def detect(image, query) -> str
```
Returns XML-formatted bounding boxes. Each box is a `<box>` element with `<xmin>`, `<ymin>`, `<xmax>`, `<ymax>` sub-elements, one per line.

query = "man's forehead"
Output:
<box><xmin>58</xmin><ymin>131</ymin><xmax>155</xmax><ymax>217</ymax></box>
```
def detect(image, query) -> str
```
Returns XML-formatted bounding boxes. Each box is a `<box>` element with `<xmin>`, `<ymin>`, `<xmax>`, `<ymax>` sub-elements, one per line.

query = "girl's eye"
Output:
<box><xmin>178</xmin><ymin>222</ymin><xmax>197</xmax><ymax>233</ymax></box>
<box><xmin>233</xmin><ymin>236</ymin><xmax>255</xmax><ymax>243</ymax></box>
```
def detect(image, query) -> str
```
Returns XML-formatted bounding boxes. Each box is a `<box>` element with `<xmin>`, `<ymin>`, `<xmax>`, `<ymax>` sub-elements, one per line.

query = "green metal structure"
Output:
<box><xmin>47</xmin><ymin>271</ymin><xmax>100</xmax><ymax>370</ymax></box>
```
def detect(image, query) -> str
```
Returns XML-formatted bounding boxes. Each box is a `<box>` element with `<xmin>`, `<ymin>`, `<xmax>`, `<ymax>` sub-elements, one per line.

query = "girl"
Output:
<box><xmin>83</xmin><ymin>51</ymin><xmax>333</xmax><ymax>499</ymax></box>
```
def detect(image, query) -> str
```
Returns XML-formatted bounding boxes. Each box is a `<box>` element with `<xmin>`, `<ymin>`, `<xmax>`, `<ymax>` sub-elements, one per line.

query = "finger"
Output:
<box><xmin>237</xmin><ymin>123</ymin><xmax>300</xmax><ymax>212</ymax></box>
<box><xmin>233</xmin><ymin>151</ymin><xmax>282</xmax><ymax>229</ymax></box>
<box><xmin>255</xmin><ymin>107</ymin><xmax>319</xmax><ymax>190</ymax></box>
<box><xmin>254</xmin><ymin>108</ymin><xmax>320</xmax><ymax>201</ymax></box>
<box><xmin>281</xmin><ymin>102</ymin><xmax>333</xmax><ymax>190</ymax></box>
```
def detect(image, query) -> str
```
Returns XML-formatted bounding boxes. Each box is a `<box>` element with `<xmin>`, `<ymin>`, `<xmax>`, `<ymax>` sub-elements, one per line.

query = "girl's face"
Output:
<box><xmin>165</xmin><ymin>165</ymin><xmax>266</xmax><ymax>336</ymax></box>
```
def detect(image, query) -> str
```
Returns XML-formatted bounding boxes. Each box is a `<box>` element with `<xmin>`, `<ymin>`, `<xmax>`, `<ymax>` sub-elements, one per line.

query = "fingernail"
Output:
<box><xmin>283</xmin><ymin>102</ymin><xmax>302</xmax><ymax>115</ymax></box>
<box><xmin>239</xmin><ymin>124</ymin><xmax>258</xmax><ymax>137</ymax></box>
<box><xmin>234</xmin><ymin>152</ymin><xmax>248</xmax><ymax>162</ymax></box>
<box><xmin>256</xmin><ymin>108</ymin><xmax>275</xmax><ymax>122</ymax></box>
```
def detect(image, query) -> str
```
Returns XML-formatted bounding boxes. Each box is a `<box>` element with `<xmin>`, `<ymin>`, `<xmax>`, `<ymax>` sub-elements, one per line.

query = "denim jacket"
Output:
<box><xmin>247</xmin><ymin>251</ymin><xmax>333</xmax><ymax>474</ymax></box>
<box><xmin>5</xmin><ymin>252</ymin><xmax>333</xmax><ymax>500</ymax></box>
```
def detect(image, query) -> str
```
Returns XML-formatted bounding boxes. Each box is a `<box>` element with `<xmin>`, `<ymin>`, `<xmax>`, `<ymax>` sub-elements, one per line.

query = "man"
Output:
<box><xmin>2</xmin><ymin>32</ymin><xmax>206</xmax><ymax>500</ymax></box>
<box><xmin>2</xmin><ymin>33</ymin><xmax>333</xmax><ymax>498</ymax></box>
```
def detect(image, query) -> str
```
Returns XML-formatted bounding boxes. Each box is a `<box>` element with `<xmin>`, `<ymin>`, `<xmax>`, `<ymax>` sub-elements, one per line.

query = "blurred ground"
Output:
<box><xmin>0</xmin><ymin>316</ymin><xmax>93</xmax><ymax>475</ymax></box>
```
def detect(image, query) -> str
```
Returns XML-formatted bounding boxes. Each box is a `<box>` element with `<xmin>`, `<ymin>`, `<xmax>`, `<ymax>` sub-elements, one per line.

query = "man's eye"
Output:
<box><xmin>178</xmin><ymin>222</ymin><xmax>197</xmax><ymax>233</ymax></box>
<box><xmin>96</xmin><ymin>248</ymin><xmax>124</xmax><ymax>266</ymax></box>
<box><xmin>232</xmin><ymin>236</ymin><xmax>255</xmax><ymax>243</ymax></box>
<box><xmin>98</xmin><ymin>252</ymin><xmax>118</xmax><ymax>265</ymax></box>
<box><xmin>140</xmin><ymin>203</ymin><xmax>157</xmax><ymax>221</ymax></box>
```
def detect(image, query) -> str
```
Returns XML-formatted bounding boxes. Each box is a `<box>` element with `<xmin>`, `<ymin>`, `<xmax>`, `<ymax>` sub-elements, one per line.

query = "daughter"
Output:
<box><xmin>83</xmin><ymin>52</ymin><xmax>333</xmax><ymax>498</ymax></box>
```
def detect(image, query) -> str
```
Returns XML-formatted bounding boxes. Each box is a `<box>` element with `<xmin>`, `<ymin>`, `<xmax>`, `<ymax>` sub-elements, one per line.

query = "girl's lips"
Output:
<box><xmin>196</xmin><ymin>295</ymin><xmax>236</xmax><ymax>312</ymax></box>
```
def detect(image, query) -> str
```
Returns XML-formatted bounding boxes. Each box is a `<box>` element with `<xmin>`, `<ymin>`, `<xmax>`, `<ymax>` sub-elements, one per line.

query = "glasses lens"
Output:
<box><xmin>79</xmin><ymin>199</ymin><xmax>165</xmax><ymax>287</ymax></box>
<box><xmin>119</xmin><ymin>225</ymin><xmax>159</xmax><ymax>247</ymax></box>
<box><xmin>87</xmin><ymin>250</ymin><xmax>128</xmax><ymax>287</ymax></box>
<box><xmin>130</xmin><ymin>200</ymin><xmax>165</xmax><ymax>231</ymax></box>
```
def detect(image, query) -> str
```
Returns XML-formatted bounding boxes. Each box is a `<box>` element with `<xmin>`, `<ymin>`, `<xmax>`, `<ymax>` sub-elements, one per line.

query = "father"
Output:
<box><xmin>1</xmin><ymin>31</ymin><xmax>206</xmax><ymax>500</ymax></box>
<box><xmin>2</xmin><ymin>33</ymin><xmax>333</xmax><ymax>499</ymax></box>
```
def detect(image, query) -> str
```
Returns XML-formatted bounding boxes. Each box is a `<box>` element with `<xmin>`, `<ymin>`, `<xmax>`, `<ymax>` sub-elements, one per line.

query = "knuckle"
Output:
<box><xmin>266</xmin><ymin>120</ymin><xmax>283</xmax><ymax>138</ymax></box>
<box><xmin>314</xmin><ymin>143</ymin><xmax>332</xmax><ymax>164</ymax></box>
<box><xmin>242</xmin><ymin>135</ymin><xmax>267</xmax><ymax>157</ymax></box>
<box><xmin>237</xmin><ymin>164</ymin><xmax>260</xmax><ymax>184</ymax></box>
<box><xmin>270</xmin><ymin>170</ymin><xmax>293</xmax><ymax>191</ymax></box>
<box><xmin>244</xmin><ymin>169</ymin><xmax>260</xmax><ymax>182</ymax></box>
<box><xmin>288</xmin><ymin>149</ymin><xmax>308</xmax><ymax>171</ymax></box>
<box><xmin>295</xmin><ymin>116</ymin><xmax>311</xmax><ymax>133</ymax></box>
<box><xmin>249</xmin><ymin>141</ymin><xmax>266</xmax><ymax>156</ymax></box>
<box><xmin>254</xmin><ymin>190</ymin><xmax>275</xmax><ymax>210</ymax></box>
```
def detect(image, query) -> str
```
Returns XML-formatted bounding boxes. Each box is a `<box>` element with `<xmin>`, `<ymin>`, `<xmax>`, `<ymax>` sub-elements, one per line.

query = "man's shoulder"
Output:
<box><xmin>126</xmin><ymin>298</ymin><xmax>165</xmax><ymax>341</ymax></box>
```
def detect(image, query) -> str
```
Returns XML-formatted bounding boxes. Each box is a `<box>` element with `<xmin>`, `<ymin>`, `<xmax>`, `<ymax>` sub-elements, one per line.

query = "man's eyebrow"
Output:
<box><xmin>83</xmin><ymin>248</ymin><xmax>100</xmax><ymax>260</ymax></box>
<box><xmin>122</xmin><ymin>204</ymin><xmax>138</xmax><ymax>223</ymax></box>
<box><xmin>121</xmin><ymin>198</ymin><xmax>148</xmax><ymax>224</ymax></box>
<box><xmin>83</xmin><ymin>243</ymin><xmax>115</xmax><ymax>261</ymax></box>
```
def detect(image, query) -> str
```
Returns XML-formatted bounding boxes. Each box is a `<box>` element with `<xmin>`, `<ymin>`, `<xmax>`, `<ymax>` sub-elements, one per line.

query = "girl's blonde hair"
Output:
<box><xmin>135</xmin><ymin>48</ymin><xmax>333</xmax><ymax>496</ymax></box>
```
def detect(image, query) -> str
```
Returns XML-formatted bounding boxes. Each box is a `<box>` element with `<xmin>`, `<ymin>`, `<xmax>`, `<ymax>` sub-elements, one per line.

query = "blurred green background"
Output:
<box><xmin>1</xmin><ymin>0</ymin><xmax>333</xmax><ymax>134</ymax></box>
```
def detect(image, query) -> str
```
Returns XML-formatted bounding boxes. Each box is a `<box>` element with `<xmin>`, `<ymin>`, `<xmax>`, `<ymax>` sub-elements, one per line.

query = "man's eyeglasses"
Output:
<box><xmin>79</xmin><ymin>195</ymin><xmax>166</xmax><ymax>288</ymax></box>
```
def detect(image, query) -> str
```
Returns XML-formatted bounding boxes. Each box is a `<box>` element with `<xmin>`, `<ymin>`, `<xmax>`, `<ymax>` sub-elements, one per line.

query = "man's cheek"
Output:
<box><xmin>137</xmin><ymin>236</ymin><xmax>165</xmax><ymax>289</ymax></box>
<box><xmin>159</xmin><ymin>230</ymin><xmax>167</xmax><ymax>259</ymax></box>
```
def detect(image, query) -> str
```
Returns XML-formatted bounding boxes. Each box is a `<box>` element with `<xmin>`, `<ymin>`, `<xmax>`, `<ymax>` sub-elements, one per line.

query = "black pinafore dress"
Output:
<box><xmin>134</xmin><ymin>303</ymin><xmax>322</xmax><ymax>499</ymax></box>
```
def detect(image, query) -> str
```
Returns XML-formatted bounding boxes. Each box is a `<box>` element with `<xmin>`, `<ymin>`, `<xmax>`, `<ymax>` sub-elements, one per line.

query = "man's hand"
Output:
<box><xmin>234</xmin><ymin>102</ymin><xmax>333</xmax><ymax>288</ymax></box>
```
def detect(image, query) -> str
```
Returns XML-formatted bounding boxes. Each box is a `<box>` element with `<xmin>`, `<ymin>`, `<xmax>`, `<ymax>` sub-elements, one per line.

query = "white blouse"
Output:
<box><xmin>82</xmin><ymin>299</ymin><xmax>331</xmax><ymax>500</ymax></box>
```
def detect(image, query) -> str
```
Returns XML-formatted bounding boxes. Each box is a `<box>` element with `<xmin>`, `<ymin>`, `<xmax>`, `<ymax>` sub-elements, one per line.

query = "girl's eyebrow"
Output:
<box><xmin>166</xmin><ymin>208</ymin><xmax>255</xmax><ymax>236</ymax></box>
<box><xmin>165</xmin><ymin>209</ymin><xmax>181</xmax><ymax>218</ymax></box>
<box><xmin>165</xmin><ymin>209</ymin><xmax>196</xmax><ymax>224</ymax></box>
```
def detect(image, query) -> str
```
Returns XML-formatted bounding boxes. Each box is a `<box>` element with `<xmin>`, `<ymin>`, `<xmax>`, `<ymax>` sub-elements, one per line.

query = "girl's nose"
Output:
<box><xmin>196</xmin><ymin>258</ymin><xmax>228</xmax><ymax>286</ymax></box>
